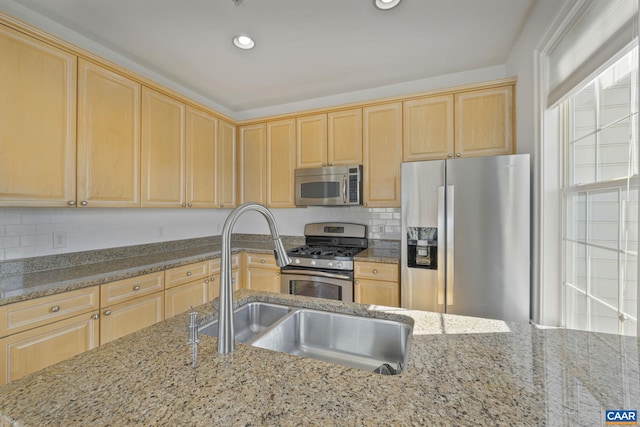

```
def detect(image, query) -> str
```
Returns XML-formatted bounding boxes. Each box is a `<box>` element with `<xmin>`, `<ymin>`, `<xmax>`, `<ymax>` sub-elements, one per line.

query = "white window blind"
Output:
<box><xmin>548</xmin><ymin>0</ymin><xmax>638</xmax><ymax>106</ymax></box>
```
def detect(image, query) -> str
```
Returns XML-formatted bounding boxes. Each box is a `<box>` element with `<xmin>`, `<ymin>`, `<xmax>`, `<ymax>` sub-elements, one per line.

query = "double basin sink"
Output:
<box><xmin>199</xmin><ymin>302</ymin><xmax>412</xmax><ymax>375</ymax></box>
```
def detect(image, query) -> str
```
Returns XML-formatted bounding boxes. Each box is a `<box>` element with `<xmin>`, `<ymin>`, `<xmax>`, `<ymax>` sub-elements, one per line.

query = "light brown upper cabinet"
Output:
<box><xmin>0</xmin><ymin>25</ymin><xmax>77</xmax><ymax>207</ymax></box>
<box><xmin>238</xmin><ymin>124</ymin><xmax>267</xmax><ymax>204</ymax></box>
<box><xmin>218</xmin><ymin>119</ymin><xmax>237</xmax><ymax>208</ymax></box>
<box><xmin>141</xmin><ymin>87</ymin><xmax>186</xmax><ymax>208</ymax></box>
<box><xmin>267</xmin><ymin>119</ymin><xmax>296</xmax><ymax>208</ymax></box>
<box><xmin>296</xmin><ymin>114</ymin><xmax>327</xmax><ymax>168</ymax></box>
<box><xmin>77</xmin><ymin>60</ymin><xmax>141</xmax><ymax>207</ymax></box>
<box><xmin>403</xmin><ymin>95</ymin><xmax>454</xmax><ymax>162</ymax></box>
<box><xmin>328</xmin><ymin>109</ymin><xmax>363</xmax><ymax>166</ymax></box>
<box><xmin>185</xmin><ymin>107</ymin><xmax>217</xmax><ymax>208</ymax></box>
<box><xmin>454</xmin><ymin>85</ymin><xmax>514</xmax><ymax>158</ymax></box>
<box><xmin>363</xmin><ymin>103</ymin><xmax>403</xmax><ymax>208</ymax></box>
<box><xmin>296</xmin><ymin>110</ymin><xmax>362</xmax><ymax>168</ymax></box>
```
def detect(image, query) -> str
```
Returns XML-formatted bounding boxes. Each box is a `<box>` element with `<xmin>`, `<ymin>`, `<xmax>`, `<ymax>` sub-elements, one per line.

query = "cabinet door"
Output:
<box><xmin>267</xmin><ymin>119</ymin><xmax>296</xmax><ymax>208</ymax></box>
<box><xmin>100</xmin><ymin>292</ymin><xmax>164</xmax><ymax>345</ymax></box>
<box><xmin>363</xmin><ymin>103</ymin><xmax>403</xmax><ymax>207</ymax></box>
<box><xmin>0</xmin><ymin>25</ymin><xmax>76</xmax><ymax>207</ymax></box>
<box><xmin>328</xmin><ymin>108</ymin><xmax>362</xmax><ymax>166</ymax></box>
<box><xmin>77</xmin><ymin>59</ymin><xmax>141</xmax><ymax>207</ymax></box>
<box><xmin>454</xmin><ymin>85</ymin><xmax>514</xmax><ymax>158</ymax></box>
<box><xmin>238</xmin><ymin>124</ymin><xmax>266</xmax><ymax>204</ymax></box>
<box><xmin>186</xmin><ymin>107</ymin><xmax>217</xmax><ymax>208</ymax></box>
<box><xmin>141</xmin><ymin>87</ymin><xmax>185</xmax><ymax>207</ymax></box>
<box><xmin>245</xmin><ymin>267</ymin><xmax>281</xmax><ymax>293</ymax></box>
<box><xmin>296</xmin><ymin>114</ymin><xmax>327</xmax><ymax>168</ymax></box>
<box><xmin>165</xmin><ymin>280</ymin><xmax>209</xmax><ymax>318</ymax></box>
<box><xmin>0</xmin><ymin>311</ymin><xmax>99</xmax><ymax>385</ymax></box>
<box><xmin>100</xmin><ymin>272</ymin><xmax>164</xmax><ymax>307</ymax></box>
<box><xmin>403</xmin><ymin>95</ymin><xmax>454</xmax><ymax>162</ymax></box>
<box><xmin>209</xmin><ymin>269</ymin><xmax>239</xmax><ymax>300</ymax></box>
<box><xmin>218</xmin><ymin>119</ymin><xmax>236</xmax><ymax>208</ymax></box>
<box><xmin>354</xmin><ymin>279</ymin><xmax>399</xmax><ymax>307</ymax></box>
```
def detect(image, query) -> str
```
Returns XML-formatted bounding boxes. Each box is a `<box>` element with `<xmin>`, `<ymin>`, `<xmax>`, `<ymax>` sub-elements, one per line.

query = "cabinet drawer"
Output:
<box><xmin>165</xmin><ymin>261</ymin><xmax>208</xmax><ymax>289</ymax></box>
<box><xmin>101</xmin><ymin>272</ymin><xmax>164</xmax><ymax>306</ymax></box>
<box><xmin>0</xmin><ymin>286</ymin><xmax>100</xmax><ymax>338</ymax></box>
<box><xmin>100</xmin><ymin>291</ymin><xmax>164</xmax><ymax>345</ymax></box>
<box><xmin>208</xmin><ymin>254</ymin><xmax>240</xmax><ymax>274</ymax></box>
<box><xmin>354</xmin><ymin>262</ymin><xmax>398</xmax><ymax>281</ymax></box>
<box><xmin>165</xmin><ymin>280</ymin><xmax>209</xmax><ymax>318</ymax></box>
<box><xmin>245</xmin><ymin>252</ymin><xmax>279</xmax><ymax>269</ymax></box>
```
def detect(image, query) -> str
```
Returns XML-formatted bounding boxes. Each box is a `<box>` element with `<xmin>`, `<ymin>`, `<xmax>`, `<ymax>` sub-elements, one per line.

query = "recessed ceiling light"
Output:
<box><xmin>233</xmin><ymin>34</ymin><xmax>255</xmax><ymax>50</ymax></box>
<box><xmin>374</xmin><ymin>0</ymin><xmax>401</xmax><ymax>10</ymax></box>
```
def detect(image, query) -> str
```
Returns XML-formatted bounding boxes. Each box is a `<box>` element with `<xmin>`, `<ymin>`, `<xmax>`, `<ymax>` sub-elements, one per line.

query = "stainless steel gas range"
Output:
<box><xmin>280</xmin><ymin>222</ymin><xmax>368</xmax><ymax>302</ymax></box>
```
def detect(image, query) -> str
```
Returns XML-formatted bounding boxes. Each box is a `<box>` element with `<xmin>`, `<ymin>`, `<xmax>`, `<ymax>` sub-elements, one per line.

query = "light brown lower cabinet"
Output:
<box><xmin>99</xmin><ymin>291</ymin><xmax>164</xmax><ymax>345</ymax></box>
<box><xmin>0</xmin><ymin>310</ymin><xmax>99</xmax><ymax>385</ymax></box>
<box><xmin>165</xmin><ymin>279</ymin><xmax>209</xmax><ymax>318</ymax></box>
<box><xmin>209</xmin><ymin>254</ymin><xmax>241</xmax><ymax>299</ymax></box>
<box><xmin>243</xmin><ymin>252</ymin><xmax>281</xmax><ymax>293</ymax></box>
<box><xmin>354</xmin><ymin>261</ymin><xmax>400</xmax><ymax>307</ymax></box>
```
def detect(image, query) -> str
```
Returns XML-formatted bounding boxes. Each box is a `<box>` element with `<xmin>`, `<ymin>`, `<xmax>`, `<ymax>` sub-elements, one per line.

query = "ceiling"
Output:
<box><xmin>9</xmin><ymin>0</ymin><xmax>535</xmax><ymax>114</ymax></box>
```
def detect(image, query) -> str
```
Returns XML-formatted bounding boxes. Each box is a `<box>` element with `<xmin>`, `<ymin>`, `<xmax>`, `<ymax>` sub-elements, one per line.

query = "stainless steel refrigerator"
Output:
<box><xmin>401</xmin><ymin>154</ymin><xmax>530</xmax><ymax>323</ymax></box>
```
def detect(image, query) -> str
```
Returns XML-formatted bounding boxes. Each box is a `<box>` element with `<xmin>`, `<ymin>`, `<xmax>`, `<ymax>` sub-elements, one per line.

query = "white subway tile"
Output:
<box><xmin>5</xmin><ymin>224</ymin><xmax>36</xmax><ymax>236</ymax></box>
<box><xmin>0</xmin><ymin>214</ymin><xmax>21</xmax><ymax>226</ymax></box>
<box><xmin>0</xmin><ymin>236</ymin><xmax>20</xmax><ymax>248</ymax></box>
<box><xmin>5</xmin><ymin>246</ymin><xmax>36</xmax><ymax>259</ymax></box>
<box><xmin>20</xmin><ymin>234</ymin><xmax>49</xmax><ymax>247</ymax></box>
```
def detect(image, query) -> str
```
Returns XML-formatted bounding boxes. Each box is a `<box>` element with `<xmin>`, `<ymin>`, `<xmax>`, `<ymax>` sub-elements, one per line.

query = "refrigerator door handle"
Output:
<box><xmin>437</xmin><ymin>186</ymin><xmax>445</xmax><ymax>306</ymax></box>
<box><xmin>446</xmin><ymin>185</ymin><xmax>454</xmax><ymax>306</ymax></box>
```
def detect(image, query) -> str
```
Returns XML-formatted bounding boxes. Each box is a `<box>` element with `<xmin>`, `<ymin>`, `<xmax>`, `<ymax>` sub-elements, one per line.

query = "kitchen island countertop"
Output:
<box><xmin>0</xmin><ymin>289</ymin><xmax>637</xmax><ymax>426</ymax></box>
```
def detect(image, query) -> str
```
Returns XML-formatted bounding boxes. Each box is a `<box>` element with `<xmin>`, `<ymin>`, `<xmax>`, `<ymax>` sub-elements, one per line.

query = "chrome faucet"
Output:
<box><xmin>217</xmin><ymin>202</ymin><xmax>291</xmax><ymax>354</ymax></box>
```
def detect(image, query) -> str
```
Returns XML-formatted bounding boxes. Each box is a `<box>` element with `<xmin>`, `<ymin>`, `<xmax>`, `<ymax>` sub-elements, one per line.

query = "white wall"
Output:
<box><xmin>0</xmin><ymin>206</ymin><xmax>400</xmax><ymax>260</ymax></box>
<box><xmin>505</xmin><ymin>0</ymin><xmax>571</xmax><ymax>326</ymax></box>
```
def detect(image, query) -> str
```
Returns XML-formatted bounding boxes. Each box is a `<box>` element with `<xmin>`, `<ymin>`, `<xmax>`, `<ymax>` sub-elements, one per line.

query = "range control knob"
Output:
<box><xmin>336</xmin><ymin>261</ymin><xmax>343</xmax><ymax>268</ymax></box>
<box><xmin>310</xmin><ymin>260</ymin><xmax>317</xmax><ymax>266</ymax></box>
<box><xmin>295</xmin><ymin>258</ymin><xmax>301</xmax><ymax>265</ymax></box>
<box><xmin>327</xmin><ymin>261</ymin><xmax>334</xmax><ymax>267</ymax></box>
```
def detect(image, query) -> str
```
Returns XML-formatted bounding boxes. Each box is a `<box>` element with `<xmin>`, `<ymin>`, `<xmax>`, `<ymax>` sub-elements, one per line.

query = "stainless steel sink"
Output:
<box><xmin>200</xmin><ymin>302</ymin><xmax>412</xmax><ymax>374</ymax></box>
<box><xmin>252</xmin><ymin>308</ymin><xmax>411</xmax><ymax>374</ymax></box>
<box><xmin>199</xmin><ymin>302</ymin><xmax>290</xmax><ymax>343</ymax></box>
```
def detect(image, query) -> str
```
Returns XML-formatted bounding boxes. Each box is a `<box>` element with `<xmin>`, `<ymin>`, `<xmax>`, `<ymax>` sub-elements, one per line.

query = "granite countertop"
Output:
<box><xmin>0</xmin><ymin>237</ymin><xmax>400</xmax><ymax>306</ymax></box>
<box><xmin>0</xmin><ymin>289</ymin><xmax>637</xmax><ymax>426</ymax></box>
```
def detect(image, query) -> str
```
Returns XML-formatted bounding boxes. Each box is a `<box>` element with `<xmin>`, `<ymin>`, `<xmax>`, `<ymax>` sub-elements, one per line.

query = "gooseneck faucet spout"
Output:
<box><xmin>217</xmin><ymin>202</ymin><xmax>291</xmax><ymax>354</ymax></box>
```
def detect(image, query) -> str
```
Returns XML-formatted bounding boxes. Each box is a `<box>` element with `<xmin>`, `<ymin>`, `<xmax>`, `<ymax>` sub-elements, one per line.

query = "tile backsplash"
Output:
<box><xmin>0</xmin><ymin>206</ymin><xmax>401</xmax><ymax>261</ymax></box>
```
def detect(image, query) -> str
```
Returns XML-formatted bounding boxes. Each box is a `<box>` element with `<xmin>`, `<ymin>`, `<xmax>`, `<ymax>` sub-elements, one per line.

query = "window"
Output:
<box><xmin>563</xmin><ymin>48</ymin><xmax>638</xmax><ymax>336</ymax></box>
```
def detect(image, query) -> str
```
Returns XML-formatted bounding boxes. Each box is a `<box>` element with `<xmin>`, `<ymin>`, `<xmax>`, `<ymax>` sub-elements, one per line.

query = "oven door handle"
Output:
<box><xmin>281</xmin><ymin>269</ymin><xmax>351</xmax><ymax>281</ymax></box>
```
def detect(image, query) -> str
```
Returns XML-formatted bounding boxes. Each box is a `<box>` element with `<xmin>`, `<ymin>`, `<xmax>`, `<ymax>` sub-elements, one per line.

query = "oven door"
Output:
<box><xmin>280</xmin><ymin>268</ymin><xmax>353</xmax><ymax>302</ymax></box>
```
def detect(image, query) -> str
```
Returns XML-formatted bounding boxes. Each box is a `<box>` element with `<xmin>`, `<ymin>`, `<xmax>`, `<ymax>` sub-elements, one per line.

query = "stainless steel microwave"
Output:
<box><xmin>295</xmin><ymin>165</ymin><xmax>362</xmax><ymax>206</ymax></box>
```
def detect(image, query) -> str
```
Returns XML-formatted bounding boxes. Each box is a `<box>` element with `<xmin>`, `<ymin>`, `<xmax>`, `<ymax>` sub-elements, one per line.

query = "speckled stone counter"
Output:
<box><xmin>0</xmin><ymin>236</ymin><xmax>398</xmax><ymax>306</ymax></box>
<box><xmin>0</xmin><ymin>289</ymin><xmax>637</xmax><ymax>426</ymax></box>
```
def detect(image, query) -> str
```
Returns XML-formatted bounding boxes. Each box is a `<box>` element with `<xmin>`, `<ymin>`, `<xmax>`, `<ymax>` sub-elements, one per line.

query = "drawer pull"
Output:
<box><xmin>373</xmin><ymin>269</ymin><xmax>378</xmax><ymax>274</ymax></box>
<box><xmin>186</xmin><ymin>271</ymin><xmax>192</xmax><ymax>276</ymax></box>
<box><xmin>260</xmin><ymin>259</ymin><xmax>265</xmax><ymax>264</ymax></box>
<box><xmin>133</xmin><ymin>285</ymin><xmax>141</xmax><ymax>291</ymax></box>
<box><xmin>205</xmin><ymin>279</ymin><xmax>209</xmax><ymax>283</ymax></box>
<box><xmin>104</xmin><ymin>310</ymin><xmax>112</xmax><ymax>316</ymax></box>
<box><xmin>92</xmin><ymin>314</ymin><xmax>99</xmax><ymax>320</ymax></box>
<box><xmin>276</xmin><ymin>272</ymin><xmax>280</xmax><ymax>276</ymax></box>
<box><xmin>50</xmin><ymin>305</ymin><xmax>60</xmax><ymax>313</ymax></box>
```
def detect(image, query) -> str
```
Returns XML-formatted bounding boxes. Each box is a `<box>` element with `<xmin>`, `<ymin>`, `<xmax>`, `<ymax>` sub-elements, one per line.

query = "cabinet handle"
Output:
<box><xmin>188</xmin><ymin>203</ymin><xmax>193</xmax><ymax>207</ymax></box>
<box><xmin>182</xmin><ymin>203</ymin><xmax>187</xmax><ymax>207</ymax></box>
<box><xmin>50</xmin><ymin>305</ymin><xmax>60</xmax><ymax>313</ymax></box>
<box><xmin>276</xmin><ymin>272</ymin><xmax>280</xmax><ymax>276</ymax></box>
<box><xmin>231</xmin><ymin>278</ymin><xmax>236</xmax><ymax>284</ymax></box>
<box><xmin>355</xmin><ymin>280</ymin><xmax>360</xmax><ymax>285</ymax></box>
<box><xmin>92</xmin><ymin>314</ymin><xmax>99</xmax><ymax>320</ymax></box>
<box><xmin>186</xmin><ymin>271</ymin><xmax>192</xmax><ymax>276</ymax></box>
<box><xmin>104</xmin><ymin>310</ymin><xmax>112</xmax><ymax>316</ymax></box>
<box><xmin>133</xmin><ymin>285</ymin><xmax>141</xmax><ymax>291</ymax></box>
<box><xmin>220</xmin><ymin>204</ymin><xmax>224</xmax><ymax>208</ymax></box>
<box><xmin>322</xmin><ymin>163</ymin><xmax>326</xmax><ymax>167</ymax></box>
<box><xmin>260</xmin><ymin>259</ymin><xmax>265</xmax><ymax>264</ymax></box>
<box><xmin>456</xmin><ymin>153</ymin><xmax>462</xmax><ymax>157</ymax></box>
<box><xmin>447</xmin><ymin>153</ymin><xmax>453</xmax><ymax>158</ymax></box>
<box><xmin>328</xmin><ymin>162</ymin><xmax>333</xmax><ymax>166</ymax></box>
<box><xmin>210</xmin><ymin>276</ymin><xmax>216</xmax><ymax>281</ymax></box>
<box><xmin>80</xmin><ymin>200</ymin><xmax>88</xmax><ymax>206</ymax></box>
<box><xmin>363</xmin><ymin>203</ymin><xmax>367</xmax><ymax>207</ymax></box>
<box><xmin>68</xmin><ymin>201</ymin><xmax>76</xmax><ymax>206</ymax></box>
<box><xmin>373</xmin><ymin>269</ymin><xmax>378</xmax><ymax>274</ymax></box>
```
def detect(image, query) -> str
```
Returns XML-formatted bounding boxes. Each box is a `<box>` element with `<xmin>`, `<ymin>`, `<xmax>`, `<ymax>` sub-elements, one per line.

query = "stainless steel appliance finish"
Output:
<box><xmin>295</xmin><ymin>165</ymin><xmax>362</xmax><ymax>206</ymax></box>
<box><xmin>401</xmin><ymin>154</ymin><xmax>530</xmax><ymax>323</ymax></box>
<box><xmin>281</xmin><ymin>222</ymin><xmax>368</xmax><ymax>302</ymax></box>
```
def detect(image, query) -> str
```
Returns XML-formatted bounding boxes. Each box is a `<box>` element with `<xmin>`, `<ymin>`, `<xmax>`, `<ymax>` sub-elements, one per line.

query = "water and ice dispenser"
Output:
<box><xmin>407</xmin><ymin>227</ymin><xmax>437</xmax><ymax>270</ymax></box>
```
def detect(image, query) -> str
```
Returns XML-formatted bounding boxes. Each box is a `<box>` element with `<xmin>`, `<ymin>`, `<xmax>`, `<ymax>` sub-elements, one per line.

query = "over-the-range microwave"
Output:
<box><xmin>294</xmin><ymin>165</ymin><xmax>363</xmax><ymax>206</ymax></box>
